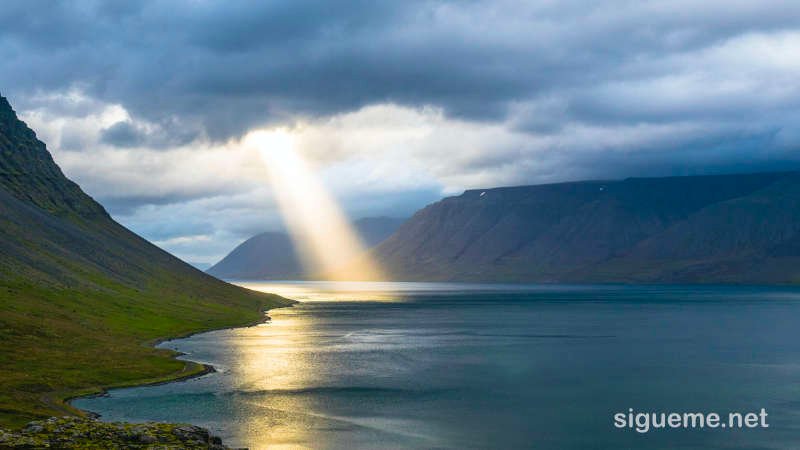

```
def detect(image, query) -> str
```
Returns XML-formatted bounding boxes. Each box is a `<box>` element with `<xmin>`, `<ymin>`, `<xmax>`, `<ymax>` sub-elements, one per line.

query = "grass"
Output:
<box><xmin>0</xmin><ymin>276</ymin><xmax>292</xmax><ymax>429</ymax></box>
<box><xmin>0</xmin><ymin>95</ymin><xmax>296</xmax><ymax>429</ymax></box>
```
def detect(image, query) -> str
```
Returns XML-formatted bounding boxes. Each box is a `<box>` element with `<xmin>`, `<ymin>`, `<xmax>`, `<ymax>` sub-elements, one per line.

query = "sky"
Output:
<box><xmin>2</xmin><ymin>0</ymin><xmax>800</xmax><ymax>265</ymax></box>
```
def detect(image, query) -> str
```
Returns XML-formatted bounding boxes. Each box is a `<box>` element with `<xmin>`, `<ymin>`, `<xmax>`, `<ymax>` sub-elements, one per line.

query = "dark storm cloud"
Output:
<box><xmin>100</xmin><ymin>121</ymin><xmax>143</xmax><ymax>147</ymax></box>
<box><xmin>100</xmin><ymin>119</ymin><xmax>199</xmax><ymax>149</ymax></box>
<box><xmin>2</xmin><ymin>0</ymin><xmax>796</xmax><ymax>141</ymax></box>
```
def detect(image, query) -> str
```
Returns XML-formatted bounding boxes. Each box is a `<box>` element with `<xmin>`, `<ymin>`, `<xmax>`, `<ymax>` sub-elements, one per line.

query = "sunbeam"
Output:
<box><xmin>245</xmin><ymin>129</ymin><xmax>385</xmax><ymax>281</ymax></box>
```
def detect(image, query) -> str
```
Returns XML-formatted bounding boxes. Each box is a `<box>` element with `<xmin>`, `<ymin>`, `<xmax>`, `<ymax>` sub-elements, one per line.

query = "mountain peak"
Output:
<box><xmin>0</xmin><ymin>94</ymin><xmax>34</xmax><ymax>139</ymax></box>
<box><xmin>0</xmin><ymin>92</ymin><xmax>107</xmax><ymax>219</ymax></box>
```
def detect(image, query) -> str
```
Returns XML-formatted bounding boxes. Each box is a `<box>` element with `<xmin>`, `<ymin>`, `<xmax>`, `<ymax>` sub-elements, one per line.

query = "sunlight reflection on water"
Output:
<box><xmin>231</xmin><ymin>280</ymin><xmax>597</xmax><ymax>302</ymax></box>
<box><xmin>72</xmin><ymin>282</ymin><xmax>800</xmax><ymax>449</ymax></box>
<box><xmin>235</xmin><ymin>280</ymin><xmax>410</xmax><ymax>302</ymax></box>
<box><xmin>204</xmin><ymin>288</ymin><xmax>445</xmax><ymax>448</ymax></box>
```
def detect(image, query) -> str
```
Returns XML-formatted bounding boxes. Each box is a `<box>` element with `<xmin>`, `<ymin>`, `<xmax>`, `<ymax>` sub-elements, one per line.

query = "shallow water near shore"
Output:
<box><xmin>74</xmin><ymin>282</ymin><xmax>800</xmax><ymax>449</ymax></box>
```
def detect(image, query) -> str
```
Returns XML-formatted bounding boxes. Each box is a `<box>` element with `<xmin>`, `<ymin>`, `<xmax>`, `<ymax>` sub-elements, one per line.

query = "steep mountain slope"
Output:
<box><xmin>0</xmin><ymin>94</ymin><xmax>293</xmax><ymax>427</ymax></box>
<box><xmin>371</xmin><ymin>172</ymin><xmax>800</xmax><ymax>283</ymax></box>
<box><xmin>207</xmin><ymin>216</ymin><xmax>404</xmax><ymax>279</ymax></box>
<box><xmin>208</xmin><ymin>232</ymin><xmax>301</xmax><ymax>279</ymax></box>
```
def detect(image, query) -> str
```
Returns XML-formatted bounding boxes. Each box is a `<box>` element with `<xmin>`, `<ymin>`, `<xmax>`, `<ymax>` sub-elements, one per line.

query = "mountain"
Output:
<box><xmin>208</xmin><ymin>232</ymin><xmax>300</xmax><ymax>279</ymax></box>
<box><xmin>207</xmin><ymin>217</ymin><xmax>405</xmax><ymax>279</ymax></box>
<box><xmin>0</xmin><ymin>94</ymin><xmax>293</xmax><ymax>427</ymax></box>
<box><xmin>370</xmin><ymin>172</ymin><xmax>800</xmax><ymax>283</ymax></box>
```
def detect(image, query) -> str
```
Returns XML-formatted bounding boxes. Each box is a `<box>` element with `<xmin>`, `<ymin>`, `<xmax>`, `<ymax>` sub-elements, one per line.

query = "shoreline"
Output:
<box><xmin>63</xmin><ymin>301</ymin><xmax>297</xmax><ymax>419</ymax></box>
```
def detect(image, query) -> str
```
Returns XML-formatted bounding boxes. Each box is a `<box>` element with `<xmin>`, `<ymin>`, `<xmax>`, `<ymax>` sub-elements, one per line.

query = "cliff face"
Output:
<box><xmin>371</xmin><ymin>172</ymin><xmax>800</xmax><ymax>283</ymax></box>
<box><xmin>0</xmin><ymin>96</ymin><xmax>106</xmax><ymax>219</ymax></box>
<box><xmin>0</xmin><ymin>94</ymin><xmax>291</xmax><ymax>426</ymax></box>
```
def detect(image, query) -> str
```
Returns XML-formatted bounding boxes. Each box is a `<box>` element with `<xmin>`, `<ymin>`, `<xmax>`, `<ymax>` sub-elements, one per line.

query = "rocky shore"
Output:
<box><xmin>0</xmin><ymin>416</ymin><xmax>233</xmax><ymax>449</ymax></box>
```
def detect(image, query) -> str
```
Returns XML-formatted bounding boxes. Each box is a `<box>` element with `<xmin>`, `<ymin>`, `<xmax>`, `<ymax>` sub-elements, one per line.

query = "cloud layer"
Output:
<box><xmin>2</xmin><ymin>0</ymin><xmax>800</xmax><ymax>263</ymax></box>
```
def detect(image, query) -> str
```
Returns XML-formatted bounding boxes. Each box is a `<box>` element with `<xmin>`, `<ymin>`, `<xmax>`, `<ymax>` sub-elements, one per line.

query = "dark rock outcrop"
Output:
<box><xmin>0</xmin><ymin>417</ymin><xmax>230</xmax><ymax>449</ymax></box>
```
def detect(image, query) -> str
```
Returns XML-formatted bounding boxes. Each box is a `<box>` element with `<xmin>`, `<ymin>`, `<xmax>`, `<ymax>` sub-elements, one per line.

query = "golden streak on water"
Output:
<box><xmin>244</xmin><ymin>130</ymin><xmax>386</xmax><ymax>281</ymax></box>
<box><xmin>235</xmin><ymin>281</ymin><xmax>406</xmax><ymax>302</ymax></box>
<box><xmin>227</xmin><ymin>305</ymin><xmax>317</xmax><ymax>449</ymax></box>
<box><xmin>221</xmin><ymin>282</ymin><xmax>397</xmax><ymax>448</ymax></box>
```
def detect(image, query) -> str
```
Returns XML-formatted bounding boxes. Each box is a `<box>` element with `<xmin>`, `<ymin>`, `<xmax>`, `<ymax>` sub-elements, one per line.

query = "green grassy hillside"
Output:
<box><xmin>0</xmin><ymin>94</ymin><xmax>294</xmax><ymax>428</ymax></box>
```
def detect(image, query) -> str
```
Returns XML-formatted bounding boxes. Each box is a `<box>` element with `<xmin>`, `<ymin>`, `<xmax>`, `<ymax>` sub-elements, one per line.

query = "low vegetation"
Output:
<box><xmin>0</xmin><ymin>94</ymin><xmax>294</xmax><ymax>428</ymax></box>
<box><xmin>0</xmin><ymin>276</ymin><xmax>290</xmax><ymax>428</ymax></box>
<box><xmin>0</xmin><ymin>416</ymin><xmax>230</xmax><ymax>448</ymax></box>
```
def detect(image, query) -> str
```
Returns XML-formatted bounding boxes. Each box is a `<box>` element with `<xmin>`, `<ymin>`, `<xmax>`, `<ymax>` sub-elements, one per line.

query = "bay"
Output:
<box><xmin>73</xmin><ymin>282</ymin><xmax>800</xmax><ymax>449</ymax></box>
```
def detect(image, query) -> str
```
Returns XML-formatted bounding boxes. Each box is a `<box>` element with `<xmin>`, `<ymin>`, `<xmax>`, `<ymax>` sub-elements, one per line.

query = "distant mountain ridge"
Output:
<box><xmin>207</xmin><ymin>217</ymin><xmax>405</xmax><ymax>279</ymax></box>
<box><xmin>369</xmin><ymin>172</ymin><xmax>800</xmax><ymax>283</ymax></box>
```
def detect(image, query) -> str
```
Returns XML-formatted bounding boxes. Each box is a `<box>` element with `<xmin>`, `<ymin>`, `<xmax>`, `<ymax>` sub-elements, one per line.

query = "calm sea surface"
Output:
<box><xmin>73</xmin><ymin>282</ymin><xmax>800</xmax><ymax>449</ymax></box>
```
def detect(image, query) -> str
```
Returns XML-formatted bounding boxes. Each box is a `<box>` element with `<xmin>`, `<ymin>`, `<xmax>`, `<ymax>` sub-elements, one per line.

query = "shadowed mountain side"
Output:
<box><xmin>0</xmin><ymin>94</ymin><xmax>293</xmax><ymax>426</ymax></box>
<box><xmin>366</xmin><ymin>172</ymin><xmax>800</xmax><ymax>283</ymax></box>
<box><xmin>207</xmin><ymin>217</ymin><xmax>405</xmax><ymax>280</ymax></box>
<box><xmin>208</xmin><ymin>232</ymin><xmax>301</xmax><ymax>279</ymax></box>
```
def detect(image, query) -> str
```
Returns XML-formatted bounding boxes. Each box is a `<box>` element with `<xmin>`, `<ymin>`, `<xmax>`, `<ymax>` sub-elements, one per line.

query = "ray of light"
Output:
<box><xmin>244</xmin><ymin>129</ymin><xmax>385</xmax><ymax>281</ymax></box>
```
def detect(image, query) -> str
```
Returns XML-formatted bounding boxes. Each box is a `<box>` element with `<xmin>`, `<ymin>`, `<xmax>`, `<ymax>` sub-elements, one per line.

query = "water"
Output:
<box><xmin>73</xmin><ymin>282</ymin><xmax>800</xmax><ymax>449</ymax></box>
